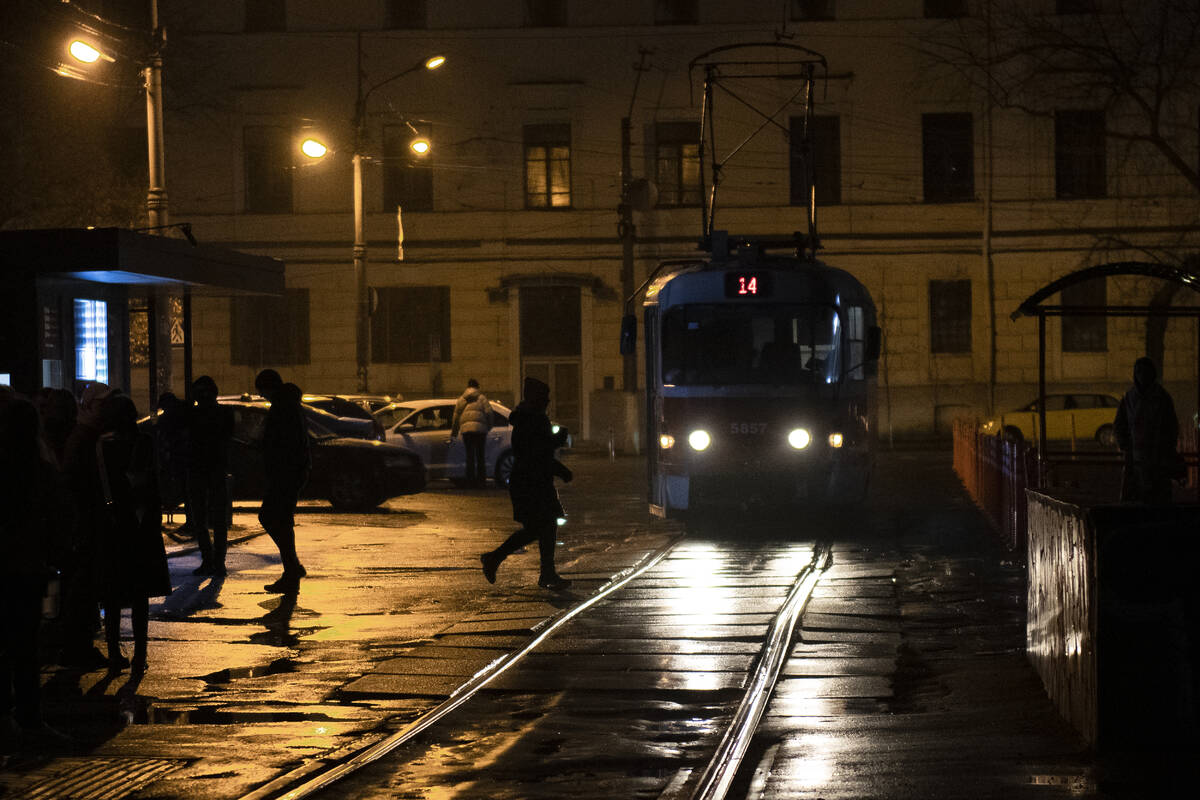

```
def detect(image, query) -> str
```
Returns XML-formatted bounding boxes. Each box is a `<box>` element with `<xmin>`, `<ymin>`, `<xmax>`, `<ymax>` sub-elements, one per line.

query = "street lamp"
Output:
<box><xmin>302</xmin><ymin>41</ymin><xmax>444</xmax><ymax>392</ymax></box>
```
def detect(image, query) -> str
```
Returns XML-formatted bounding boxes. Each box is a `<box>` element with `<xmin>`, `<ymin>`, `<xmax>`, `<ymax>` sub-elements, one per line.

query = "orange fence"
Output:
<box><xmin>952</xmin><ymin>418</ymin><xmax>1038</xmax><ymax>551</ymax></box>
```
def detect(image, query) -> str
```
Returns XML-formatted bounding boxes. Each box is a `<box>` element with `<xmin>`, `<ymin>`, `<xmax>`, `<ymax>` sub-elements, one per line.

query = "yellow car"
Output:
<box><xmin>979</xmin><ymin>393</ymin><xmax>1120</xmax><ymax>446</ymax></box>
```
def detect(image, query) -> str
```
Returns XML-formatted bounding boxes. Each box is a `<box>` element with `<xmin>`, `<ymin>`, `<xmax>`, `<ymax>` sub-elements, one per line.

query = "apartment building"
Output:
<box><xmin>14</xmin><ymin>0</ymin><xmax>1199</xmax><ymax>441</ymax></box>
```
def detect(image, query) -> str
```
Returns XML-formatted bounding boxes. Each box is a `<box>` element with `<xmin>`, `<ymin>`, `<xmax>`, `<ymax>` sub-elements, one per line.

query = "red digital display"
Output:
<box><xmin>724</xmin><ymin>271</ymin><xmax>772</xmax><ymax>298</ymax></box>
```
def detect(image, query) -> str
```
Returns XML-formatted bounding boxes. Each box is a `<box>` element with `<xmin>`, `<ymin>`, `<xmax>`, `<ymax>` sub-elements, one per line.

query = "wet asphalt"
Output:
<box><xmin>0</xmin><ymin>448</ymin><xmax>1188</xmax><ymax>798</ymax></box>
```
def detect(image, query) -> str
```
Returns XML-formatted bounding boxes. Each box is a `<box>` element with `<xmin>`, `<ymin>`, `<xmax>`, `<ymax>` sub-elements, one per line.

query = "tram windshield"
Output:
<box><xmin>661</xmin><ymin>303</ymin><xmax>842</xmax><ymax>386</ymax></box>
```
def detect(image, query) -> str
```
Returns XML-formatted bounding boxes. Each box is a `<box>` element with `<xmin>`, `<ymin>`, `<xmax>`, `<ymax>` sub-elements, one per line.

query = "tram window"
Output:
<box><xmin>662</xmin><ymin>304</ymin><xmax>841</xmax><ymax>386</ymax></box>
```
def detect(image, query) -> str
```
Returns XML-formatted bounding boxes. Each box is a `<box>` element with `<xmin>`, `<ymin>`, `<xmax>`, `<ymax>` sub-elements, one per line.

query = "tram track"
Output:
<box><xmin>240</xmin><ymin>534</ymin><xmax>834</xmax><ymax>800</ymax></box>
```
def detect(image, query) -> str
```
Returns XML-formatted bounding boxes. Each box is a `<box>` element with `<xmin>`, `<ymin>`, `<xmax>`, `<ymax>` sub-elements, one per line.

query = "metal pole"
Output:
<box><xmin>1038</xmin><ymin>313</ymin><xmax>1047</xmax><ymax>484</ymax></box>
<box><xmin>620</xmin><ymin>116</ymin><xmax>636</xmax><ymax>393</ymax></box>
<box><xmin>145</xmin><ymin>0</ymin><xmax>166</xmax><ymax>229</ymax></box>
<box><xmin>354</xmin><ymin>151</ymin><xmax>369</xmax><ymax>392</ymax></box>
<box><xmin>353</xmin><ymin>32</ymin><xmax>370</xmax><ymax>393</ymax></box>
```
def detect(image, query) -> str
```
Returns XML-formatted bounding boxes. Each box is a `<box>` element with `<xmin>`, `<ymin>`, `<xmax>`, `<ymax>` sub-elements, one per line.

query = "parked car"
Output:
<box><xmin>221</xmin><ymin>394</ymin><xmax>384</xmax><ymax>441</ymax></box>
<box><xmin>144</xmin><ymin>400</ymin><xmax>426</xmax><ymax>510</ymax></box>
<box><xmin>376</xmin><ymin>399</ymin><xmax>513</xmax><ymax>486</ymax></box>
<box><xmin>979</xmin><ymin>393</ymin><xmax>1120</xmax><ymax>446</ymax></box>
<box><xmin>335</xmin><ymin>394</ymin><xmax>400</xmax><ymax>414</ymax></box>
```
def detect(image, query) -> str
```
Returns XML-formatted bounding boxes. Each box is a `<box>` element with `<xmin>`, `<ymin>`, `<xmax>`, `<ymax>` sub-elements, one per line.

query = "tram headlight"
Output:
<box><xmin>688</xmin><ymin>430</ymin><xmax>712</xmax><ymax>451</ymax></box>
<box><xmin>659</xmin><ymin>434</ymin><xmax>675</xmax><ymax>450</ymax></box>
<box><xmin>787</xmin><ymin>428</ymin><xmax>811</xmax><ymax>450</ymax></box>
<box><xmin>828</xmin><ymin>432</ymin><xmax>844</xmax><ymax>448</ymax></box>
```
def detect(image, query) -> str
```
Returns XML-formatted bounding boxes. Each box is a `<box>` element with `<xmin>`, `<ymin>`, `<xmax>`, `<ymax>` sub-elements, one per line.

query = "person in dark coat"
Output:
<box><xmin>154</xmin><ymin>391</ymin><xmax>191</xmax><ymax>531</ymax></box>
<box><xmin>187</xmin><ymin>376</ymin><xmax>234</xmax><ymax>576</ymax></box>
<box><xmin>0</xmin><ymin>391</ymin><xmax>67</xmax><ymax>747</ymax></box>
<box><xmin>58</xmin><ymin>381</ymin><xmax>113</xmax><ymax>669</ymax></box>
<box><xmin>95</xmin><ymin>394</ymin><xmax>171</xmax><ymax>672</ymax></box>
<box><xmin>479</xmin><ymin>377</ymin><xmax>573</xmax><ymax>590</ymax></box>
<box><xmin>1114</xmin><ymin>357</ymin><xmax>1180</xmax><ymax>504</ymax></box>
<box><xmin>255</xmin><ymin>370</ymin><xmax>310</xmax><ymax>593</ymax></box>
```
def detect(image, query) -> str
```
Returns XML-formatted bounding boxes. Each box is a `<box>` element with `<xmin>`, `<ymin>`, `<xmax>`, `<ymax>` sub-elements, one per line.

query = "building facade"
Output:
<box><xmin>92</xmin><ymin>0</ymin><xmax>1200</xmax><ymax>440</ymax></box>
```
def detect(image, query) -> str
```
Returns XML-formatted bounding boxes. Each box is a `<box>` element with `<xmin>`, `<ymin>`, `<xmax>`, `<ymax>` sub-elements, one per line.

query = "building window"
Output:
<box><xmin>231</xmin><ymin>290</ymin><xmax>310</xmax><ymax>366</ymax></box>
<box><xmin>245</xmin><ymin>0</ymin><xmax>286</xmax><ymax>32</ymax></box>
<box><xmin>521</xmin><ymin>286</ymin><xmax>581</xmax><ymax>357</ymax></box>
<box><xmin>524</xmin><ymin>123</ymin><xmax>571</xmax><ymax>209</ymax></box>
<box><xmin>384</xmin><ymin>0</ymin><xmax>426</xmax><ymax>29</ymax></box>
<box><xmin>792</xmin><ymin>0</ymin><xmax>835</xmax><ymax>21</ymax></box>
<box><xmin>525</xmin><ymin>0</ymin><xmax>566</xmax><ymax>27</ymax></box>
<box><xmin>929</xmin><ymin>280</ymin><xmax>972</xmax><ymax>354</ymax></box>
<box><xmin>924</xmin><ymin>0</ymin><xmax>966</xmax><ymax>18</ymax></box>
<box><xmin>790</xmin><ymin>115</ymin><xmax>841</xmax><ymax>206</ymax></box>
<box><xmin>922</xmin><ymin>112</ymin><xmax>974</xmax><ymax>203</ymax></box>
<box><xmin>1061</xmin><ymin>278</ymin><xmax>1107</xmax><ymax>352</ymax></box>
<box><xmin>73</xmin><ymin>298</ymin><xmax>109</xmax><ymax>383</ymax></box>
<box><xmin>1055</xmin><ymin>109</ymin><xmax>1106</xmax><ymax>199</ymax></box>
<box><xmin>371</xmin><ymin>286</ymin><xmax>451</xmax><ymax>363</ymax></box>
<box><xmin>655</xmin><ymin>0</ymin><xmax>697</xmax><ymax>25</ymax></box>
<box><xmin>655</xmin><ymin>122</ymin><xmax>701</xmax><ymax>207</ymax></box>
<box><xmin>383</xmin><ymin>123</ymin><xmax>433</xmax><ymax>212</ymax></box>
<box><xmin>243</xmin><ymin>126</ymin><xmax>292</xmax><ymax>213</ymax></box>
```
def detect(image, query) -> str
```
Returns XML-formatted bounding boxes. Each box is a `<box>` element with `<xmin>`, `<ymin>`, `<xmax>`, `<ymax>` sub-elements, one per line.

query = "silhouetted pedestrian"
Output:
<box><xmin>33</xmin><ymin>387</ymin><xmax>77</xmax><ymax>468</ymax></box>
<box><xmin>0</xmin><ymin>390</ymin><xmax>67</xmax><ymax>749</ymax></box>
<box><xmin>480</xmin><ymin>377</ymin><xmax>573</xmax><ymax>591</ymax></box>
<box><xmin>187</xmin><ymin>376</ymin><xmax>234</xmax><ymax>576</ymax></box>
<box><xmin>255</xmin><ymin>370</ymin><xmax>310</xmax><ymax>593</ymax></box>
<box><xmin>154</xmin><ymin>391</ymin><xmax>191</xmax><ymax>530</ymax></box>
<box><xmin>95</xmin><ymin>394</ymin><xmax>171</xmax><ymax>672</ymax></box>
<box><xmin>451</xmin><ymin>378</ymin><xmax>492</xmax><ymax>487</ymax></box>
<box><xmin>1115</xmin><ymin>357</ymin><xmax>1181</xmax><ymax>504</ymax></box>
<box><xmin>58</xmin><ymin>382</ymin><xmax>113</xmax><ymax>670</ymax></box>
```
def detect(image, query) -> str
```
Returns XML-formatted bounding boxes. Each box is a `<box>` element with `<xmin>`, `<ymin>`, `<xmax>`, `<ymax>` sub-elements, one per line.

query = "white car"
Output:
<box><xmin>378</xmin><ymin>398</ymin><xmax>516</xmax><ymax>486</ymax></box>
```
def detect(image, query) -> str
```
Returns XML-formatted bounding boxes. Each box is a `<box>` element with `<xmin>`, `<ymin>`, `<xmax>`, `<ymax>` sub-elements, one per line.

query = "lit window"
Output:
<box><xmin>74</xmin><ymin>298</ymin><xmax>109</xmax><ymax>383</ymax></box>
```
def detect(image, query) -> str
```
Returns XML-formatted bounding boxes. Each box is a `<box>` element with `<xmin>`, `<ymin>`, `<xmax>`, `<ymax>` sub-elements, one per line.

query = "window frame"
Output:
<box><xmin>230</xmin><ymin>288</ymin><xmax>311</xmax><ymax>366</ymax></box>
<box><xmin>928</xmin><ymin>279</ymin><xmax>973</xmax><ymax>355</ymax></box>
<box><xmin>790</xmin><ymin>114</ymin><xmax>841</xmax><ymax>206</ymax></box>
<box><xmin>1055</xmin><ymin>109</ymin><xmax>1107</xmax><ymax>199</ymax></box>
<box><xmin>523</xmin><ymin>123</ymin><xmax>572</xmax><ymax>209</ymax></box>
<box><xmin>243</xmin><ymin>125</ymin><xmax>293</xmax><ymax>214</ymax></box>
<box><xmin>922</xmin><ymin>112</ymin><xmax>975</xmax><ymax>203</ymax></box>
<box><xmin>383</xmin><ymin>122</ymin><xmax>434</xmax><ymax>213</ymax></box>
<box><xmin>654</xmin><ymin>121</ymin><xmax>702</xmax><ymax>208</ymax></box>
<box><xmin>1060</xmin><ymin>278</ymin><xmax>1108</xmax><ymax>353</ymax></box>
<box><xmin>370</xmin><ymin>285</ymin><xmax>452</xmax><ymax>364</ymax></box>
<box><xmin>791</xmin><ymin>0</ymin><xmax>835</xmax><ymax>21</ymax></box>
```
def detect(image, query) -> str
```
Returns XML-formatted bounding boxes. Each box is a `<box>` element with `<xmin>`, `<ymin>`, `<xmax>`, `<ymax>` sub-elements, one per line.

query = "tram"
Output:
<box><xmin>621</xmin><ymin>236</ymin><xmax>880</xmax><ymax>516</ymax></box>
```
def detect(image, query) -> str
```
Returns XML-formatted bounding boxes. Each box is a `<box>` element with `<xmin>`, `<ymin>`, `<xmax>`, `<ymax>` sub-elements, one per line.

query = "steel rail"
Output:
<box><xmin>678</xmin><ymin>541</ymin><xmax>832</xmax><ymax>800</ymax></box>
<box><xmin>240</xmin><ymin>534</ymin><xmax>685</xmax><ymax>800</ymax></box>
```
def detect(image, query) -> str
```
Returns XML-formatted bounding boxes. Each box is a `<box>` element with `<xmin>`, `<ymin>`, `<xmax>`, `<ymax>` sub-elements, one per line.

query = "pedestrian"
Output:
<box><xmin>154</xmin><ymin>392</ymin><xmax>191</xmax><ymax>532</ymax></box>
<box><xmin>95</xmin><ymin>394</ymin><xmax>171</xmax><ymax>672</ymax></box>
<box><xmin>1114</xmin><ymin>357</ymin><xmax>1182</xmax><ymax>504</ymax></box>
<box><xmin>33</xmin><ymin>387</ymin><xmax>77</xmax><ymax>468</ymax></box>
<box><xmin>255</xmin><ymin>369</ymin><xmax>310</xmax><ymax>593</ymax></box>
<box><xmin>187</xmin><ymin>376</ymin><xmax>234</xmax><ymax>576</ymax></box>
<box><xmin>451</xmin><ymin>378</ymin><xmax>493</xmax><ymax>487</ymax></box>
<box><xmin>479</xmin><ymin>376</ymin><xmax>573</xmax><ymax>591</ymax></box>
<box><xmin>0</xmin><ymin>390</ymin><xmax>68</xmax><ymax>749</ymax></box>
<box><xmin>58</xmin><ymin>381</ymin><xmax>114</xmax><ymax>670</ymax></box>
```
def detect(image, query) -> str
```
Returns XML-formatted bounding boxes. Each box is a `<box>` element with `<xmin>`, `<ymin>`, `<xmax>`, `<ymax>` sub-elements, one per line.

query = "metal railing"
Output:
<box><xmin>952</xmin><ymin>418</ymin><xmax>1037</xmax><ymax>551</ymax></box>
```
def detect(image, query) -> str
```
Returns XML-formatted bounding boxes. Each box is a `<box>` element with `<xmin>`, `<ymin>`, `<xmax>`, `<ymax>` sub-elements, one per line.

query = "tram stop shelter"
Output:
<box><xmin>1011</xmin><ymin>261</ymin><xmax>1200</xmax><ymax>752</ymax></box>
<box><xmin>1011</xmin><ymin>260</ymin><xmax>1200</xmax><ymax>493</ymax></box>
<box><xmin>0</xmin><ymin>226</ymin><xmax>284</xmax><ymax>410</ymax></box>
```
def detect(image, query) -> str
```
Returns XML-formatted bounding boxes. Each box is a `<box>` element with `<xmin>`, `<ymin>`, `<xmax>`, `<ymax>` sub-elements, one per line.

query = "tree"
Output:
<box><xmin>923</xmin><ymin>0</ymin><xmax>1200</xmax><ymax>368</ymax></box>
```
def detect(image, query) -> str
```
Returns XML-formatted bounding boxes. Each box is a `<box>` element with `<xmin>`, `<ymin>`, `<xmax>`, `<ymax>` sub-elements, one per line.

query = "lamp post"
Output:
<box><xmin>303</xmin><ymin>38</ymin><xmax>443</xmax><ymax>392</ymax></box>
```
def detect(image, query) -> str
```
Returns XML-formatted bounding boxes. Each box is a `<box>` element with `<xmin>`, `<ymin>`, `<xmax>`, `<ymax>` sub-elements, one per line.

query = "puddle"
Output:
<box><xmin>197</xmin><ymin>657</ymin><xmax>299</xmax><ymax>684</ymax></box>
<box><xmin>140</xmin><ymin>705</ymin><xmax>341</xmax><ymax>725</ymax></box>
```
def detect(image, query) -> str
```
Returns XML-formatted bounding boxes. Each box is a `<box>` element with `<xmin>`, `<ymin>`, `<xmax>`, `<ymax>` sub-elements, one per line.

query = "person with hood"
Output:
<box><xmin>187</xmin><ymin>376</ymin><xmax>234</xmax><ymax>576</ymax></box>
<box><xmin>1114</xmin><ymin>357</ymin><xmax>1180</xmax><ymax>504</ymax></box>
<box><xmin>479</xmin><ymin>377</ymin><xmax>572</xmax><ymax>590</ymax></box>
<box><xmin>94</xmin><ymin>394</ymin><xmax>171</xmax><ymax>672</ymax></box>
<box><xmin>451</xmin><ymin>378</ymin><xmax>493</xmax><ymax>487</ymax></box>
<box><xmin>255</xmin><ymin>369</ymin><xmax>310</xmax><ymax>593</ymax></box>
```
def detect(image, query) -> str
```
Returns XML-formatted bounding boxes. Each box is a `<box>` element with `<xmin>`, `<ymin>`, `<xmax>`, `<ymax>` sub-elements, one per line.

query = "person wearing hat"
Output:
<box><xmin>479</xmin><ymin>376</ymin><xmax>573</xmax><ymax>590</ymax></box>
<box><xmin>187</xmin><ymin>376</ymin><xmax>234</xmax><ymax>576</ymax></box>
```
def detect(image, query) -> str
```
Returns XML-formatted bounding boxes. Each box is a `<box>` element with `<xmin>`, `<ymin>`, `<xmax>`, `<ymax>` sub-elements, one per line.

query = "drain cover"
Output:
<box><xmin>13</xmin><ymin>756</ymin><xmax>185</xmax><ymax>799</ymax></box>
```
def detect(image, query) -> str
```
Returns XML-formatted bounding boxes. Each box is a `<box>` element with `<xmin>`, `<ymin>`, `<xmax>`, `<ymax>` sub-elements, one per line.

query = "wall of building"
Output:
<box><xmin>159</xmin><ymin>1</ymin><xmax>1200</xmax><ymax>441</ymax></box>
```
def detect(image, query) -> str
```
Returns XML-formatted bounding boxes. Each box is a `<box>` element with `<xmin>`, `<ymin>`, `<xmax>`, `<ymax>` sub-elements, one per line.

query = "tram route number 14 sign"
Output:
<box><xmin>724</xmin><ymin>271</ymin><xmax>772</xmax><ymax>298</ymax></box>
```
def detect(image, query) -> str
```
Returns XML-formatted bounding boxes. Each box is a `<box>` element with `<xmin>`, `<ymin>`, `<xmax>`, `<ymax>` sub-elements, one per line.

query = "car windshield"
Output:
<box><xmin>377</xmin><ymin>405</ymin><xmax>416</xmax><ymax>429</ymax></box>
<box><xmin>662</xmin><ymin>303</ymin><xmax>843</xmax><ymax>386</ymax></box>
<box><xmin>306</xmin><ymin>418</ymin><xmax>337</xmax><ymax>439</ymax></box>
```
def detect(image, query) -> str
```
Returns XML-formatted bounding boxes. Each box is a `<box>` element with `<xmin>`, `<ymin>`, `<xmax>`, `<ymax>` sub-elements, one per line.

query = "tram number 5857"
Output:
<box><xmin>730</xmin><ymin>422</ymin><xmax>768</xmax><ymax>435</ymax></box>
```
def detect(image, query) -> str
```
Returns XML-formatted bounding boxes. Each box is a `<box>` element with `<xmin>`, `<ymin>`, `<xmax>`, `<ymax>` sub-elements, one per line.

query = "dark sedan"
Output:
<box><xmin>145</xmin><ymin>400</ymin><xmax>426</xmax><ymax>511</ymax></box>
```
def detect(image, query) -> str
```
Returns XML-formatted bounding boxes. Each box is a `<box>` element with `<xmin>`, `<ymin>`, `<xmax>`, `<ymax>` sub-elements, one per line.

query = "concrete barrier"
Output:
<box><xmin>1027</xmin><ymin>490</ymin><xmax>1200</xmax><ymax>750</ymax></box>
